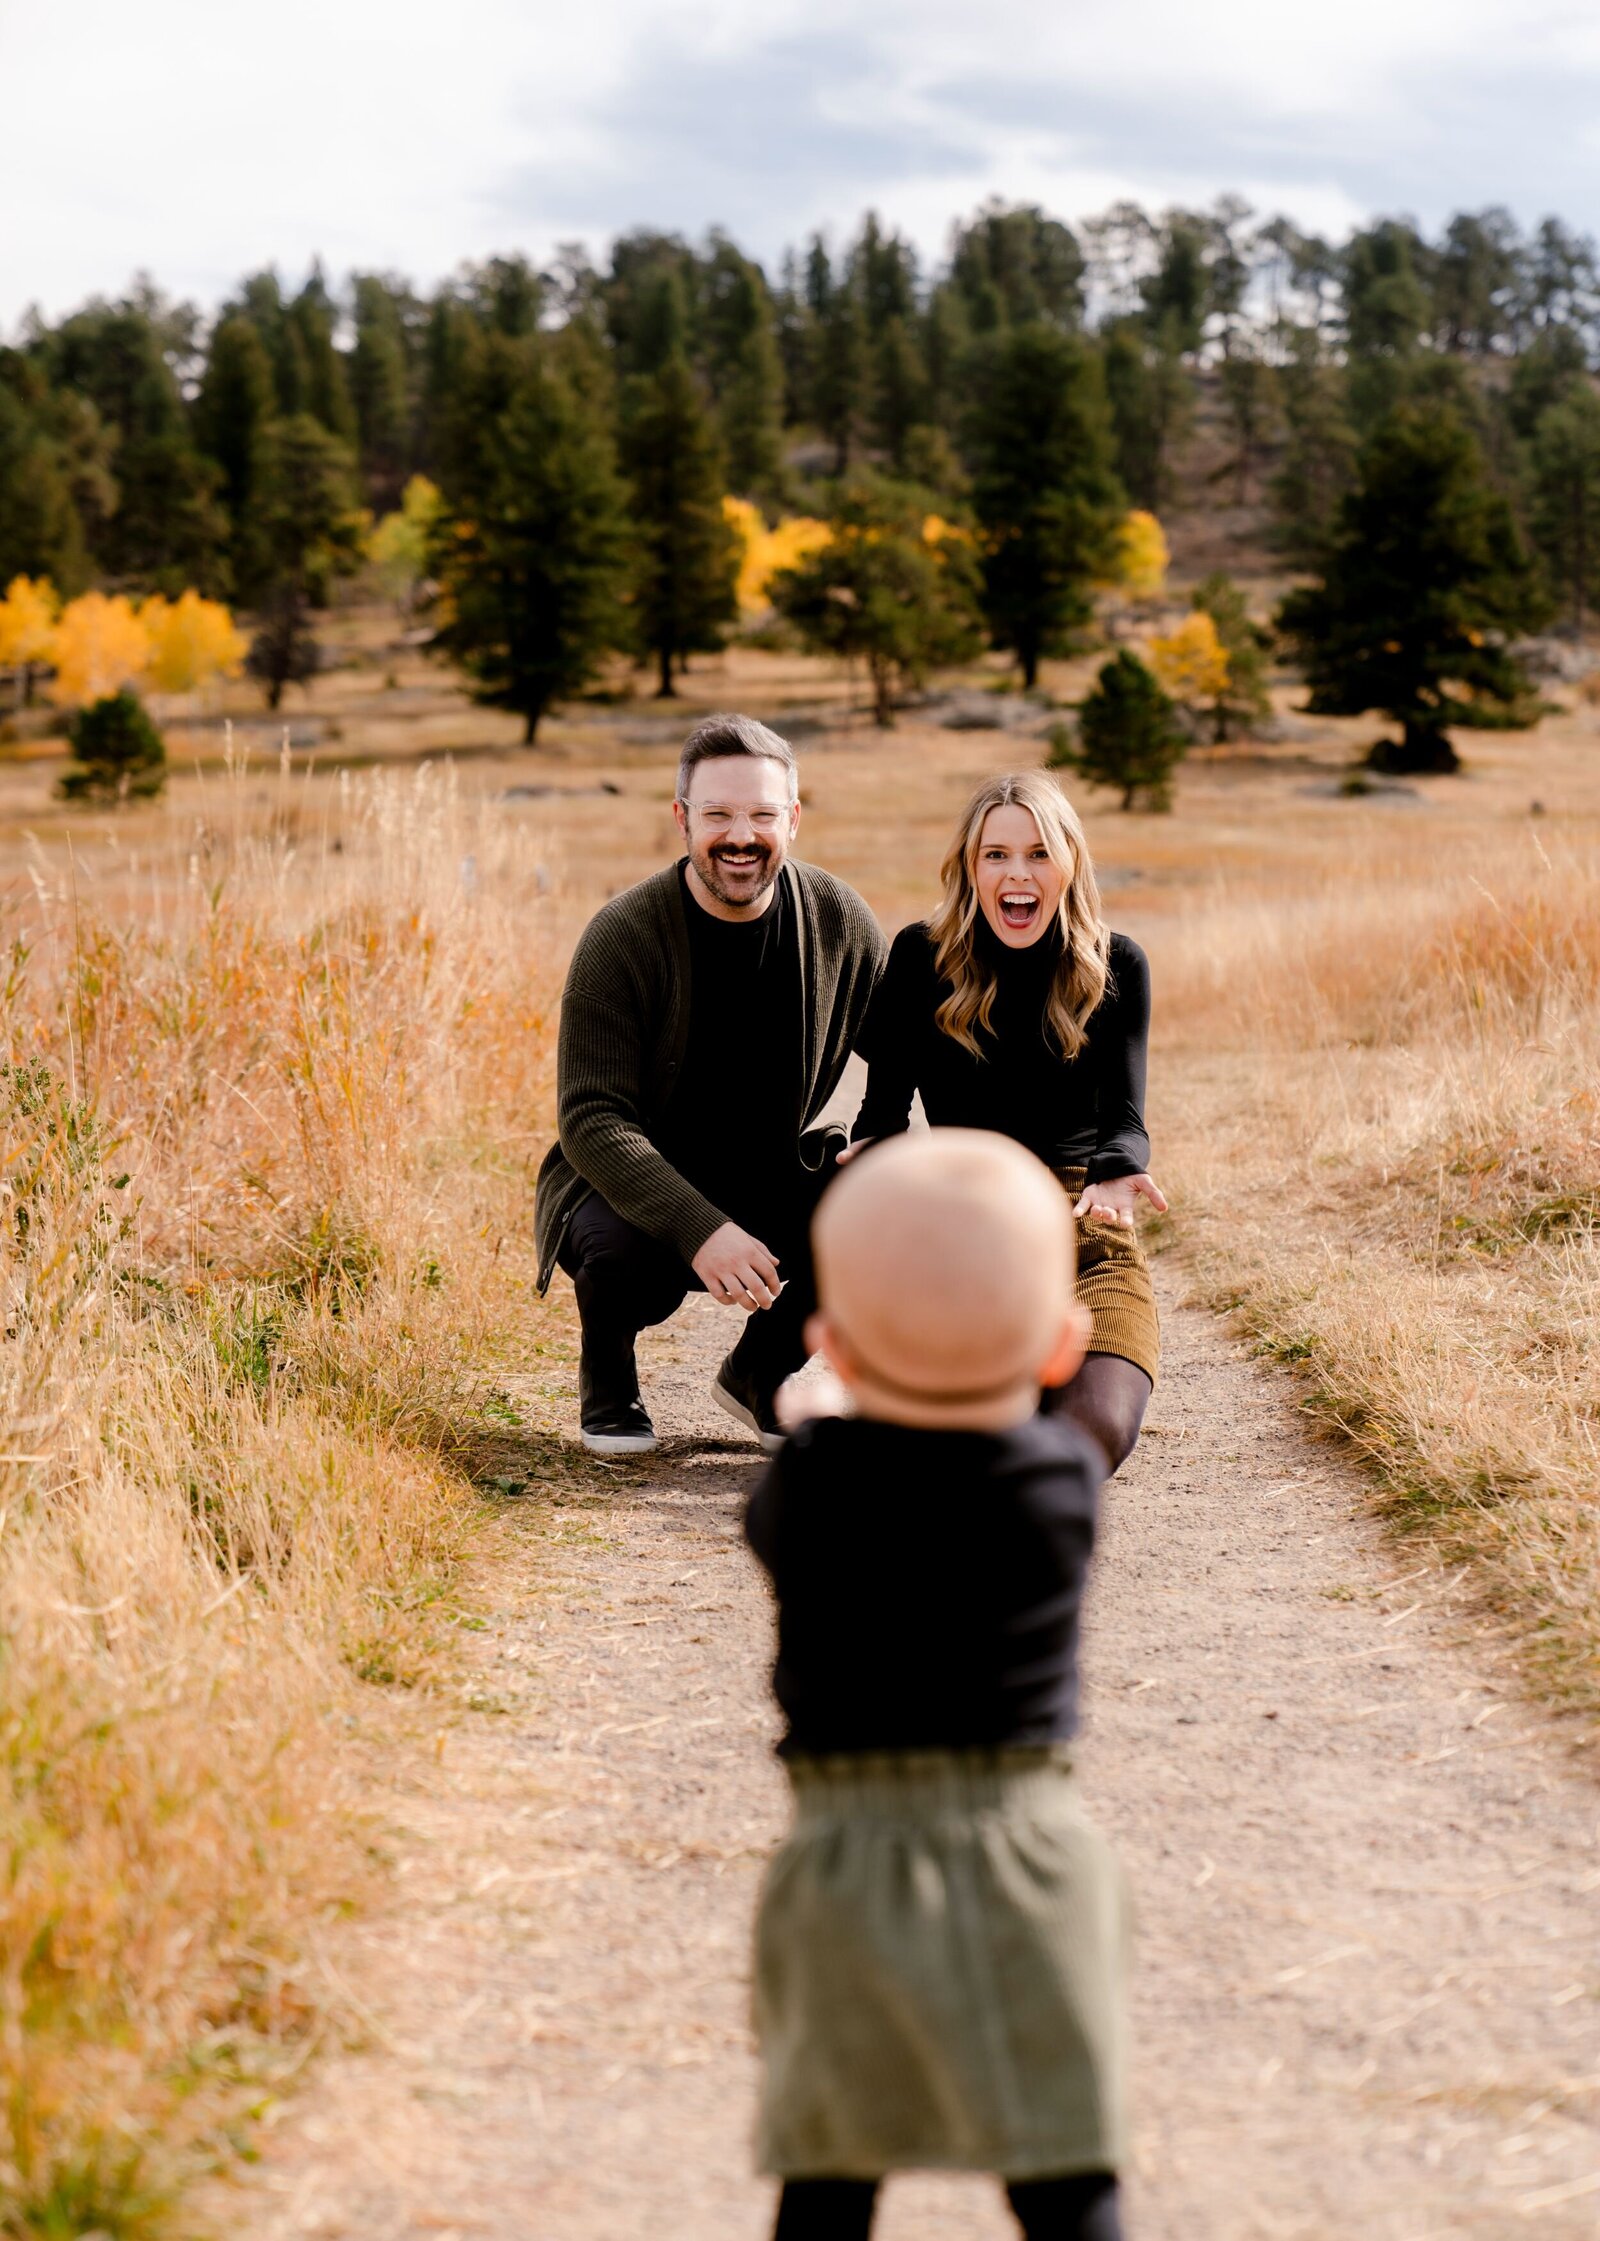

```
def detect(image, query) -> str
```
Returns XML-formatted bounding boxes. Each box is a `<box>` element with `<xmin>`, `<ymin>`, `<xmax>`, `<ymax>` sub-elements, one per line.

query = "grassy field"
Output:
<box><xmin>1</xmin><ymin>608</ymin><xmax>1596</xmax><ymax>2228</ymax></box>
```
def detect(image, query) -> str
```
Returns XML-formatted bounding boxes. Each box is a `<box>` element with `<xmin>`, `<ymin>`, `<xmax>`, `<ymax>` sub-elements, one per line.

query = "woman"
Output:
<box><xmin>846</xmin><ymin>771</ymin><xmax>1165</xmax><ymax>1471</ymax></box>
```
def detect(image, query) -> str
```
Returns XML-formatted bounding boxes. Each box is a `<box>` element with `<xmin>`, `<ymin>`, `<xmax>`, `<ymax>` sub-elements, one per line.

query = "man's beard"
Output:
<box><xmin>693</xmin><ymin>837</ymin><xmax>782</xmax><ymax>908</ymax></box>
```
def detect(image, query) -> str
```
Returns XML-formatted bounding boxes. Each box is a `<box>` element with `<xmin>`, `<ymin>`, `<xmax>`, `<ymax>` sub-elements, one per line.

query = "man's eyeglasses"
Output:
<box><xmin>680</xmin><ymin>802</ymin><xmax>791</xmax><ymax>831</ymax></box>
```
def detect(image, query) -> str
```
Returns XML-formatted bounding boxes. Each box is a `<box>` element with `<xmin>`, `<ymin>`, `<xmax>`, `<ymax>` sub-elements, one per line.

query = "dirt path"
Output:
<box><xmin>227</xmin><ymin>1269</ymin><xmax>1599</xmax><ymax>2241</ymax></box>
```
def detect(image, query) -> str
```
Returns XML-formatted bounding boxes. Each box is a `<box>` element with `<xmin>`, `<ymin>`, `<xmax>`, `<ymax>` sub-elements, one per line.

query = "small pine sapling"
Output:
<box><xmin>58</xmin><ymin>690</ymin><xmax>167</xmax><ymax>803</ymax></box>
<box><xmin>1056</xmin><ymin>649</ymin><xmax>1185</xmax><ymax>810</ymax></box>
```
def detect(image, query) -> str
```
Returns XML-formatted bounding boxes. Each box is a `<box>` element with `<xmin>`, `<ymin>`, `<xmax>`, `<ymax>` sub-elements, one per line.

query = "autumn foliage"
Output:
<box><xmin>1149</xmin><ymin>610</ymin><xmax>1231</xmax><ymax>713</ymax></box>
<box><xmin>724</xmin><ymin>497</ymin><xmax>832</xmax><ymax>615</ymax></box>
<box><xmin>139</xmin><ymin>589</ymin><xmax>249</xmax><ymax>694</ymax></box>
<box><xmin>0</xmin><ymin>579</ymin><xmax>246</xmax><ymax>710</ymax></box>
<box><xmin>0</xmin><ymin>576</ymin><xmax>61</xmax><ymax>684</ymax></box>
<box><xmin>1112</xmin><ymin>509</ymin><xmax>1169</xmax><ymax>598</ymax></box>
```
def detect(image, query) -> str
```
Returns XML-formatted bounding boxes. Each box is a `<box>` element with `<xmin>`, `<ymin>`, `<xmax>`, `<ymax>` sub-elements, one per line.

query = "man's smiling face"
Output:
<box><xmin>674</xmin><ymin>755</ymin><xmax>800</xmax><ymax>917</ymax></box>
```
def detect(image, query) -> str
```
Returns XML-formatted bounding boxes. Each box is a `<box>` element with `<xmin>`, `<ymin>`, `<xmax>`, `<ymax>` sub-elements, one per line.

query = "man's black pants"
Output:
<box><xmin>557</xmin><ymin>1180</ymin><xmax>824</xmax><ymax>1411</ymax></box>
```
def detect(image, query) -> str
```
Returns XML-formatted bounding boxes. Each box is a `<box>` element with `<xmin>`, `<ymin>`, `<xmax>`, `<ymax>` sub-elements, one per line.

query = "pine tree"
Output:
<box><xmin>769</xmin><ymin>473</ymin><xmax>982</xmax><ymax>727</ymax></box>
<box><xmin>870</xmin><ymin>318</ymin><xmax>929</xmax><ymax>472</ymax></box>
<box><xmin>465</xmin><ymin>254</ymin><xmax>545</xmax><ymax>340</ymax></box>
<box><xmin>416</xmin><ymin>292</ymin><xmax>480</xmax><ymax>485</ymax></box>
<box><xmin>960</xmin><ymin>326</ymin><xmax>1124</xmax><ymax>688</ymax></box>
<box><xmin>1506</xmin><ymin>325</ymin><xmax>1588</xmax><ymax>439</ymax></box>
<box><xmin>1278</xmin><ymin>401</ymin><xmax>1548</xmax><ymax>773</ymax></box>
<box><xmin>1433</xmin><ymin>209</ymin><xmax>1521</xmax><ymax>355</ymax></box>
<box><xmin>920</xmin><ymin>285</ymin><xmax>971</xmax><ymax>427</ymax></box>
<box><xmin>350</xmin><ymin>276</ymin><xmax>414</xmax><ymax>512</ymax></box>
<box><xmin>432</xmin><ymin>343</ymin><xmax>629</xmax><ymax>742</ymax></box>
<box><xmin>1343</xmin><ymin>221</ymin><xmax>1433</xmax><ymax>359</ymax></box>
<box><xmin>772</xmin><ymin>251</ymin><xmax>810</xmax><ymax>426</ymax></box>
<box><xmin>949</xmin><ymin>203</ymin><xmax>1086</xmax><ymax>331</ymax></box>
<box><xmin>706</xmin><ymin>261</ymin><xmax>786</xmax><ymax>501</ymax></box>
<box><xmin>287</xmin><ymin>267</ymin><xmax>356</xmax><ymax>443</ymax></box>
<box><xmin>1101</xmin><ymin>320</ymin><xmax>1189</xmax><ymax>509</ymax></box>
<box><xmin>58</xmin><ymin>689</ymin><xmax>166</xmax><ymax>803</ymax></box>
<box><xmin>1140</xmin><ymin>213</ymin><xmax>1210</xmax><ymax>355</ymax></box>
<box><xmin>815</xmin><ymin>279</ymin><xmax>866</xmax><ymax>473</ymax></box>
<box><xmin>41</xmin><ymin>298</ymin><xmax>225</xmax><ymax>590</ymax></box>
<box><xmin>1271</xmin><ymin>335</ymin><xmax>1358</xmax><ymax>562</ymax></box>
<box><xmin>195</xmin><ymin>315</ymin><xmax>276</xmax><ymax>528</ymax></box>
<box><xmin>249</xmin><ymin>415</ymin><xmax>364</xmax><ymax>604</ymax></box>
<box><xmin>244</xmin><ymin>414</ymin><xmax>364</xmax><ymax>704</ymax></box>
<box><xmin>245</xmin><ymin>587</ymin><xmax>322</xmax><ymax>710</ymax></box>
<box><xmin>853</xmin><ymin>214</ymin><xmax>917</xmax><ymax>335</ymax></box>
<box><xmin>1528</xmin><ymin>384</ymin><xmax>1600</xmax><ymax>630</ymax></box>
<box><xmin>1057</xmin><ymin>650</ymin><xmax>1184</xmax><ymax>810</ymax></box>
<box><xmin>619</xmin><ymin>346</ymin><xmax>739</xmax><ymax>697</ymax></box>
<box><xmin>0</xmin><ymin>387</ymin><xmax>90</xmax><ymax>591</ymax></box>
<box><xmin>1219</xmin><ymin>348</ymin><xmax>1279</xmax><ymax>505</ymax></box>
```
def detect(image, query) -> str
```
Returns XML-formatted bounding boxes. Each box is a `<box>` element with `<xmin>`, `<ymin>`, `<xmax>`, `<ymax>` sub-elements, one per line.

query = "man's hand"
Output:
<box><xmin>692</xmin><ymin>1221</ymin><xmax>782</xmax><ymax>1311</ymax></box>
<box><xmin>1072</xmin><ymin>1173</ymin><xmax>1170</xmax><ymax>1229</ymax></box>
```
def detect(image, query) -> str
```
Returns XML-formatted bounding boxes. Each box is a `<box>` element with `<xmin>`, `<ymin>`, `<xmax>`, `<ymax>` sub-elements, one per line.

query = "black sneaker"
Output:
<box><xmin>711</xmin><ymin>1353</ymin><xmax>786</xmax><ymax>1455</ymax></box>
<box><xmin>579</xmin><ymin>1348</ymin><xmax>658</xmax><ymax>1456</ymax></box>
<box><xmin>580</xmin><ymin>1396</ymin><xmax>658</xmax><ymax>1457</ymax></box>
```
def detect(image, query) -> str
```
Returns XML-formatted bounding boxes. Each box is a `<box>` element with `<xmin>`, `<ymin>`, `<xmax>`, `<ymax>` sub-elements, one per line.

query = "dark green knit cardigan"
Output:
<box><xmin>535</xmin><ymin>858</ymin><xmax>886</xmax><ymax>1292</ymax></box>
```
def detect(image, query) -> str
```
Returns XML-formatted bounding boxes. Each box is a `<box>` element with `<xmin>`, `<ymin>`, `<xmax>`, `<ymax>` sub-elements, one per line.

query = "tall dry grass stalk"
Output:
<box><xmin>1152</xmin><ymin>827</ymin><xmax>1600</xmax><ymax>1724</ymax></box>
<box><xmin>0</xmin><ymin>747</ymin><xmax>560</xmax><ymax>2231</ymax></box>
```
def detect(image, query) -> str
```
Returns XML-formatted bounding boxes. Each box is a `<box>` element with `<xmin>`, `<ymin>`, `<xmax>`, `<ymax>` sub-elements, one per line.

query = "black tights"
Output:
<box><xmin>1042</xmin><ymin>1353</ymin><xmax>1151</xmax><ymax>1476</ymax></box>
<box><xmin>774</xmin><ymin>2171</ymin><xmax>1121</xmax><ymax>2240</ymax></box>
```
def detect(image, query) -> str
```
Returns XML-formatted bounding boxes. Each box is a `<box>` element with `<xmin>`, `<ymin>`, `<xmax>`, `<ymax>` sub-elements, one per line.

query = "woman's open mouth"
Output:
<box><xmin>998</xmin><ymin>891</ymin><xmax>1040</xmax><ymax>930</ymax></box>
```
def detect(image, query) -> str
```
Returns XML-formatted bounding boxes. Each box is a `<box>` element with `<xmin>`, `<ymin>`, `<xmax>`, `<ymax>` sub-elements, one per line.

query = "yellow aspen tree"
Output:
<box><xmin>723</xmin><ymin>499</ymin><xmax>833</xmax><ymax>615</ymax></box>
<box><xmin>140</xmin><ymin>590</ymin><xmax>248</xmax><ymax>693</ymax></box>
<box><xmin>0</xmin><ymin>576</ymin><xmax>61</xmax><ymax>707</ymax></box>
<box><xmin>1116</xmin><ymin>510</ymin><xmax>1169</xmax><ymax>598</ymax></box>
<box><xmin>368</xmin><ymin>475</ymin><xmax>443</xmax><ymax>616</ymax></box>
<box><xmin>1149</xmin><ymin>610</ymin><xmax>1229</xmax><ymax>713</ymax></box>
<box><xmin>50</xmin><ymin>593</ymin><xmax>151</xmax><ymax>706</ymax></box>
<box><xmin>723</xmin><ymin>496</ymin><xmax>768</xmax><ymax>615</ymax></box>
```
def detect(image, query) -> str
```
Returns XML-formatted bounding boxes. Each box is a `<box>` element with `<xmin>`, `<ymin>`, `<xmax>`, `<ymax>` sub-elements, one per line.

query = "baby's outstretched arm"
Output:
<box><xmin>774</xmin><ymin>1366</ymin><xmax>852</xmax><ymax>1430</ymax></box>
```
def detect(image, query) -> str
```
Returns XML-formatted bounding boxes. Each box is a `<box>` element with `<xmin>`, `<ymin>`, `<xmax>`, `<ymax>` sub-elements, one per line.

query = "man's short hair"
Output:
<box><xmin>675</xmin><ymin>713</ymin><xmax>798</xmax><ymax>803</ymax></box>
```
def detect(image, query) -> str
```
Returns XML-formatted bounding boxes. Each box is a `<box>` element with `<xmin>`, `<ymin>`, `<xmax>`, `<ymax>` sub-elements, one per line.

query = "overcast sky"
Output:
<box><xmin>4</xmin><ymin>0</ymin><xmax>1600</xmax><ymax>328</ymax></box>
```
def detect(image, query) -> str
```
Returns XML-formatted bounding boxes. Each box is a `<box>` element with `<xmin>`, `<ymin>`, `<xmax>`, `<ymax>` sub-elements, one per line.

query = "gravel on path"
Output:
<box><xmin>224</xmin><ymin>1270</ymin><xmax>1600</xmax><ymax>2241</ymax></box>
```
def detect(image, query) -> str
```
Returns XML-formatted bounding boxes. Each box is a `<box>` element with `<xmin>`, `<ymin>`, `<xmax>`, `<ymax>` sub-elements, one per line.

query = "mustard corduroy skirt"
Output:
<box><xmin>1056</xmin><ymin>1167</ymin><xmax>1161</xmax><ymax>1388</ymax></box>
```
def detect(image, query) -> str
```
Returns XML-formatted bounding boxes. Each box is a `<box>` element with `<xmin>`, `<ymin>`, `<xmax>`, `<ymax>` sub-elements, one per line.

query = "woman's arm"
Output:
<box><xmin>848</xmin><ymin>929</ymin><xmax>924</xmax><ymax>1146</ymax></box>
<box><xmin>1084</xmin><ymin>936</ymin><xmax>1153</xmax><ymax>1184</ymax></box>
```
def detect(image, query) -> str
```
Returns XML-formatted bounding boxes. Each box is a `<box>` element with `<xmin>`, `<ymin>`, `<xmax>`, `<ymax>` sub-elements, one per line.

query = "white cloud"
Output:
<box><xmin>1</xmin><ymin>0</ymin><xmax>1596</xmax><ymax>325</ymax></box>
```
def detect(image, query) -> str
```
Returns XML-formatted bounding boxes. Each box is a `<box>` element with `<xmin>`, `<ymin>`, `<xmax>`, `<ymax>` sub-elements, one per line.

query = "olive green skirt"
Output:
<box><xmin>753</xmin><ymin>1748</ymin><xmax>1130</xmax><ymax>2179</ymax></box>
<box><xmin>1057</xmin><ymin>1167</ymin><xmax>1161</xmax><ymax>1388</ymax></box>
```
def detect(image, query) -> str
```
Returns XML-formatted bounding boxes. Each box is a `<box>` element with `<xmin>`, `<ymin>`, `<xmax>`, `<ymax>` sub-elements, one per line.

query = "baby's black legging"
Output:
<box><xmin>773</xmin><ymin>2171</ymin><xmax>1122</xmax><ymax>2239</ymax></box>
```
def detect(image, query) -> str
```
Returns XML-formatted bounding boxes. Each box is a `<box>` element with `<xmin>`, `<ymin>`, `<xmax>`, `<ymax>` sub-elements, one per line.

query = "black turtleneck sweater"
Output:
<box><xmin>852</xmin><ymin>920</ymin><xmax>1152</xmax><ymax>1182</ymax></box>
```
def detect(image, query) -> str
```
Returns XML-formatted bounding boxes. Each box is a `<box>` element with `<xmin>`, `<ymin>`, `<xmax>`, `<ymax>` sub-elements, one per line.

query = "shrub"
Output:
<box><xmin>1058</xmin><ymin>650</ymin><xmax>1186</xmax><ymax>810</ymax></box>
<box><xmin>58</xmin><ymin>689</ymin><xmax>166</xmax><ymax>804</ymax></box>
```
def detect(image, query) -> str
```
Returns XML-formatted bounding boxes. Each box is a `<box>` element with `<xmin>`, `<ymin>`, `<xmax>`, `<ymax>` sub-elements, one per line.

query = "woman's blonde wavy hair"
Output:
<box><xmin>928</xmin><ymin>771</ymin><xmax>1110</xmax><ymax>1059</ymax></box>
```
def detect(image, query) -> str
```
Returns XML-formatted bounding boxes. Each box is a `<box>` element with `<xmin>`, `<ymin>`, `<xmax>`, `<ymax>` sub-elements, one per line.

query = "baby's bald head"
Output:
<box><xmin>811</xmin><ymin>1131</ymin><xmax>1085</xmax><ymax>1428</ymax></box>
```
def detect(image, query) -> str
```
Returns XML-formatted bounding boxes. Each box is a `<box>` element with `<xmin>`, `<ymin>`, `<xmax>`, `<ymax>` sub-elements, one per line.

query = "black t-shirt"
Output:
<box><xmin>852</xmin><ymin>921</ymin><xmax>1152</xmax><ymax>1182</ymax></box>
<box><xmin>744</xmin><ymin>1412</ymin><xmax>1102</xmax><ymax>1758</ymax></box>
<box><xmin>656</xmin><ymin>862</ymin><xmax>803</xmax><ymax>1235</ymax></box>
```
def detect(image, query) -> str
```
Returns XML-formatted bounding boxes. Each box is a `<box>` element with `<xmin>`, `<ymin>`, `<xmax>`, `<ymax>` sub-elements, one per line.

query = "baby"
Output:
<box><xmin>745</xmin><ymin>1129</ymin><xmax>1129</xmax><ymax>2241</ymax></box>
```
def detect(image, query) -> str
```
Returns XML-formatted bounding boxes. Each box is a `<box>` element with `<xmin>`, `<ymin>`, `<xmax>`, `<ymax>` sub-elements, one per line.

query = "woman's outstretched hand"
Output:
<box><xmin>1072</xmin><ymin>1173</ymin><xmax>1169</xmax><ymax>1229</ymax></box>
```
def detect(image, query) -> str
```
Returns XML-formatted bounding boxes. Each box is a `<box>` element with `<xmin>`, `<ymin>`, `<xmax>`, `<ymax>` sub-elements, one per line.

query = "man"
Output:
<box><xmin>535</xmin><ymin>712</ymin><xmax>886</xmax><ymax>1456</ymax></box>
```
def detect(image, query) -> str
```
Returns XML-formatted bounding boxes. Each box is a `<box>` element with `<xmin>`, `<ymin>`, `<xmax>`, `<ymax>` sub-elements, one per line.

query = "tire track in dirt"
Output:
<box><xmin>224</xmin><ymin>1269</ymin><xmax>1599</xmax><ymax>2240</ymax></box>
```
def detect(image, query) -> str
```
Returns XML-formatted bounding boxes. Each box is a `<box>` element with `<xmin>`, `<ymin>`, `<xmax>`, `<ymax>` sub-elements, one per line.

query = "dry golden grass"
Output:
<box><xmin>0</xmin><ymin>742</ymin><xmax>566</xmax><ymax>2232</ymax></box>
<box><xmin>1154</xmin><ymin>822</ymin><xmax>1600</xmax><ymax>1723</ymax></box>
